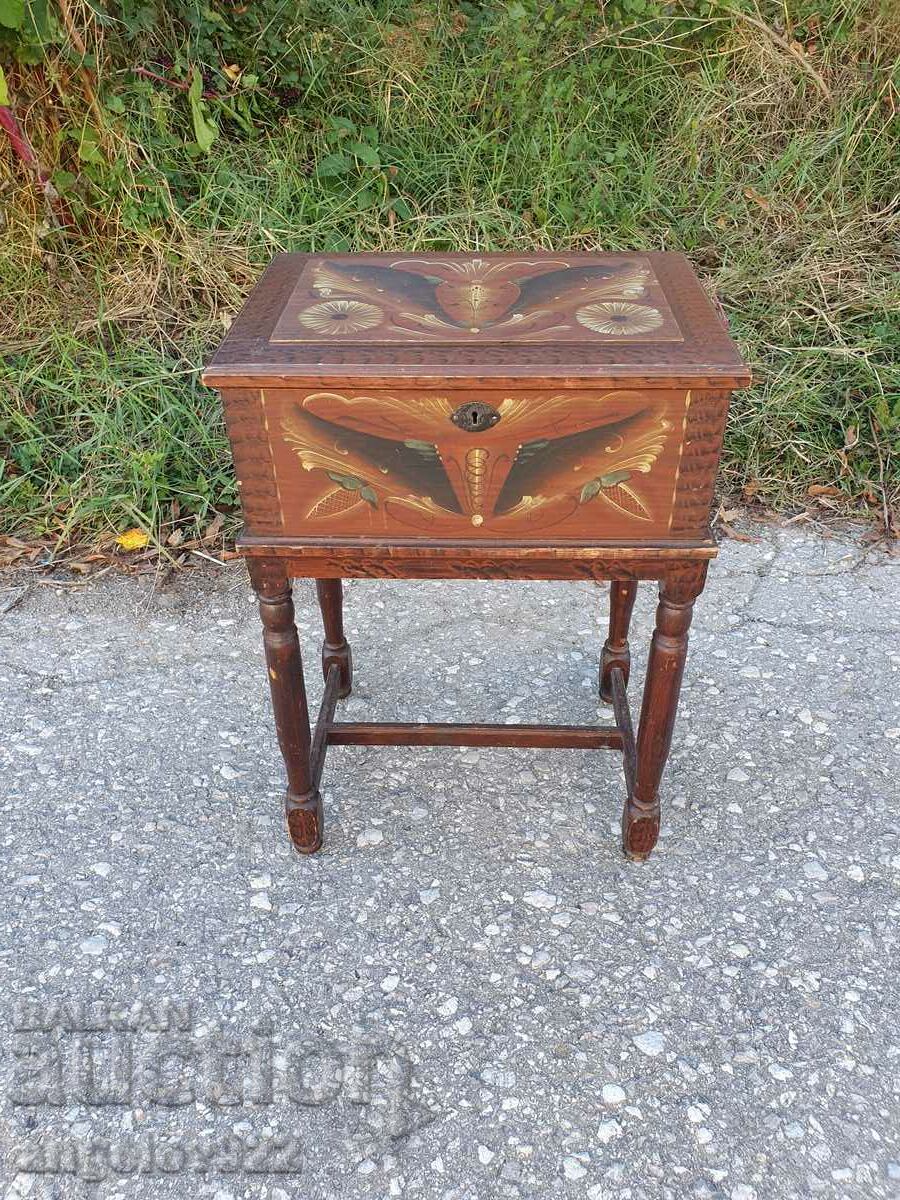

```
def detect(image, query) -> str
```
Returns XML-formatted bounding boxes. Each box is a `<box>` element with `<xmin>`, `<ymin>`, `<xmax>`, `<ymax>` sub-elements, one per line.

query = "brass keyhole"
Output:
<box><xmin>451</xmin><ymin>401</ymin><xmax>501</xmax><ymax>433</ymax></box>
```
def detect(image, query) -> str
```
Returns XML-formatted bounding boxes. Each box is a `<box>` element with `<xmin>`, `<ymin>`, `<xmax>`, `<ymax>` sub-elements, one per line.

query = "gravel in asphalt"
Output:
<box><xmin>1</xmin><ymin>523</ymin><xmax>898</xmax><ymax>1200</ymax></box>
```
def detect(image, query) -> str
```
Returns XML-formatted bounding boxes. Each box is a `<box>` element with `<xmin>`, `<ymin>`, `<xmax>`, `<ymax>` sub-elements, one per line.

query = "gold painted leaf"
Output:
<box><xmin>307</xmin><ymin>488</ymin><xmax>364</xmax><ymax>519</ymax></box>
<box><xmin>598</xmin><ymin>482</ymin><xmax>651</xmax><ymax>521</ymax></box>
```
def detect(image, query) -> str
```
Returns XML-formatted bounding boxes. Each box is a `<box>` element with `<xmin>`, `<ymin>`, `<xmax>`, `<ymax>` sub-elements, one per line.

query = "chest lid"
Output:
<box><xmin>203</xmin><ymin>251</ymin><xmax>749</xmax><ymax>388</ymax></box>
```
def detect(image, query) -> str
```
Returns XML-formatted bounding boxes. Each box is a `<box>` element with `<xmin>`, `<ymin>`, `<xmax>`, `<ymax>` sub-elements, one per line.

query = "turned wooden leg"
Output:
<box><xmin>315</xmin><ymin>578</ymin><xmax>353</xmax><ymax>699</ymax></box>
<box><xmin>600</xmin><ymin>580</ymin><xmax>638</xmax><ymax>703</ymax></box>
<box><xmin>624</xmin><ymin>564</ymin><xmax>707</xmax><ymax>862</ymax></box>
<box><xmin>249</xmin><ymin>561</ymin><xmax>323</xmax><ymax>854</ymax></box>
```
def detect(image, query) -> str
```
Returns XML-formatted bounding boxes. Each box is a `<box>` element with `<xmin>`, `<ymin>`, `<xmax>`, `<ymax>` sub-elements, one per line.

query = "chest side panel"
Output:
<box><xmin>670</xmin><ymin>388</ymin><xmax>731</xmax><ymax>535</ymax></box>
<box><xmin>254</xmin><ymin>387</ymin><xmax>702</xmax><ymax>541</ymax></box>
<box><xmin>220</xmin><ymin>387</ymin><xmax>283</xmax><ymax>535</ymax></box>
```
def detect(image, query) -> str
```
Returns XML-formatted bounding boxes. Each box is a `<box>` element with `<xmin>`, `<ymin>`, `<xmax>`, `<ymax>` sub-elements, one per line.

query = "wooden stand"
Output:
<box><xmin>248</xmin><ymin>548</ymin><xmax>708</xmax><ymax>861</ymax></box>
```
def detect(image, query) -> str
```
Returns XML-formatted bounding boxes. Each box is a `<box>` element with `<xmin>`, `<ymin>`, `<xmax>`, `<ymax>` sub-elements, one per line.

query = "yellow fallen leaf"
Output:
<box><xmin>116</xmin><ymin>528</ymin><xmax>150</xmax><ymax>551</ymax></box>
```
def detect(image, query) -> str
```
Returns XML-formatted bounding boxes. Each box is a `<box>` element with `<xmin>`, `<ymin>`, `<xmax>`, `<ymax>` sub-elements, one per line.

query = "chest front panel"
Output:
<box><xmin>250</xmin><ymin>386</ymin><xmax>694</xmax><ymax>540</ymax></box>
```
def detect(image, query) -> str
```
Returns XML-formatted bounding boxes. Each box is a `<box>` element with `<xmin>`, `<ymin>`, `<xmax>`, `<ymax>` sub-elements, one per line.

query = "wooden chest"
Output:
<box><xmin>203</xmin><ymin>252</ymin><xmax>750</xmax><ymax>557</ymax></box>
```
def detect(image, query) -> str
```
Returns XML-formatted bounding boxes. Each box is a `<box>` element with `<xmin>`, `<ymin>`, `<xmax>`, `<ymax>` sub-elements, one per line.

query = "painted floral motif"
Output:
<box><xmin>281</xmin><ymin>390</ymin><xmax>677</xmax><ymax>533</ymax></box>
<box><xmin>575</xmin><ymin>302</ymin><xmax>664</xmax><ymax>336</ymax></box>
<box><xmin>298</xmin><ymin>299</ymin><xmax>383</xmax><ymax>335</ymax></box>
<box><xmin>271</xmin><ymin>256</ymin><xmax>683</xmax><ymax>344</ymax></box>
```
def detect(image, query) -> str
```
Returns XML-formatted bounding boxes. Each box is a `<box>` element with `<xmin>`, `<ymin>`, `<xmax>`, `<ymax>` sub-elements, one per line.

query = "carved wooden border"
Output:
<box><xmin>238</xmin><ymin>543</ymin><xmax>716</xmax><ymax>583</ymax></box>
<box><xmin>669</xmin><ymin>388</ymin><xmax>731</xmax><ymax>536</ymax></box>
<box><xmin>220</xmin><ymin>388</ymin><xmax>283</xmax><ymax>536</ymax></box>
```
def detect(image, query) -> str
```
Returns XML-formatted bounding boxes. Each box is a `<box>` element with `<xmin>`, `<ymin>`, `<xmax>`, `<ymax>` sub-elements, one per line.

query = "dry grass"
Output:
<box><xmin>1</xmin><ymin>0</ymin><xmax>898</xmax><ymax>546</ymax></box>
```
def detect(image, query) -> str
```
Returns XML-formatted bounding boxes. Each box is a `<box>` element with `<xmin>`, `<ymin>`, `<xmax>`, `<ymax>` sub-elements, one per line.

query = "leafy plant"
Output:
<box><xmin>0</xmin><ymin>0</ymin><xmax>897</xmax><ymax>544</ymax></box>
<box><xmin>315</xmin><ymin>115</ymin><xmax>412</xmax><ymax>229</ymax></box>
<box><xmin>187</xmin><ymin>66</ymin><xmax>217</xmax><ymax>154</ymax></box>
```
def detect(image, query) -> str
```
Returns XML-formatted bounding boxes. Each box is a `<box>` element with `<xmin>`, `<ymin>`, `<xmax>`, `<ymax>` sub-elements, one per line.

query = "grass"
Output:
<box><xmin>1</xmin><ymin>0</ymin><xmax>898</xmax><ymax>548</ymax></box>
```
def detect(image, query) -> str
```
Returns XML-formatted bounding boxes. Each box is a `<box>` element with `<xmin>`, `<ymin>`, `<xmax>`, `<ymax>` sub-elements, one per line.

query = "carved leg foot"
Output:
<box><xmin>621</xmin><ymin>807</ymin><xmax>659</xmax><ymax>863</ymax></box>
<box><xmin>250</xmin><ymin>561</ymin><xmax>323</xmax><ymax>854</ymax></box>
<box><xmin>624</xmin><ymin>564</ymin><xmax>706</xmax><ymax>862</ymax></box>
<box><xmin>286</xmin><ymin>790</ymin><xmax>324</xmax><ymax>855</ymax></box>
<box><xmin>316</xmin><ymin>578</ymin><xmax>353</xmax><ymax>699</ymax></box>
<box><xmin>600</xmin><ymin>580</ymin><xmax>638</xmax><ymax>704</ymax></box>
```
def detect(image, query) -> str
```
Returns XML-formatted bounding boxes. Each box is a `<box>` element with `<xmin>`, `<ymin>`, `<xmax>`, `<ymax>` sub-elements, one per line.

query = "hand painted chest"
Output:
<box><xmin>204</xmin><ymin>251</ymin><xmax>749</xmax><ymax>860</ymax></box>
